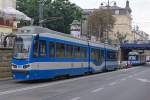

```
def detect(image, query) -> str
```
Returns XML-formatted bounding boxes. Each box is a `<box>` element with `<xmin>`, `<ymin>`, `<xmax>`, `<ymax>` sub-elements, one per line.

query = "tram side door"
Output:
<box><xmin>32</xmin><ymin>38</ymin><xmax>40</xmax><ymax>77</ymax></box>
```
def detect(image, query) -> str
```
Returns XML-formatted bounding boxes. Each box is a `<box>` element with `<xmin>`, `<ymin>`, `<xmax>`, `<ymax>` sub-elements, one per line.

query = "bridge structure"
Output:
<box><xmin>120</xmin><ymin>41</ymin><xmax>150</xmax><ymax>61</ymax></box>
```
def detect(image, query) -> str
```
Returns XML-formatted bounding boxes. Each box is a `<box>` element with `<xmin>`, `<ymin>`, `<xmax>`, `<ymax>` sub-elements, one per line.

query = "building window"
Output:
<box><xmin>56</xmin><ymin>43</ymin><xmax>65</xmax><ymax>57</ymax></box>
<box><xmin>40</xmin><ymin>40</ymin><xmax>46</xmax><ymax>57</ymax></box>
<box><xmin>49</xmin><ymin>42</ymin><xmax>55</xmax><ymax>57</ymax></box>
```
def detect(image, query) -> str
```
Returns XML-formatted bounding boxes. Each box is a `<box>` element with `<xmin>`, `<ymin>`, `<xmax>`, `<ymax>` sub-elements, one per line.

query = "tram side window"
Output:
<box><xmin>74</xmin><ymin>46</ymin><xmax>80</xmax><ymax>58</ymax></box>
<box><xmin>66</xmin><ymin>45</ymin><xmax>73</xmax><ymax>58</ymax></box>
<box><xmin>56</xmin><ymin>43</ymin><xmax>65</xmax><ymax>57</ymax></box>
<box><xmin>91</xmin><ymin>49</ymin><xmax>98</xmax><ymax>60</ymax></box>
<box><xmin>33</xmin><ymin>40</ymin><xmax>39</xmax><ymax>57</ymax></box>
<box><xmin>101</xmin><ymin>50</ymin><xmax>104</xmax><ymax>61</ymax></box>
<box><xmin>40</xmin><ymin>40</ymin><xmax>47</xmax><ymax>57</ymax></box>
<box><xmin>91</xmin><ymin>48</ymin><xmax>102</xmax><ymax>62</ymax></box>
<box><xmin>81</xmin><ymin>47</ymin><xmax>87</xmax><ymax>58</ymax></box>
<box><xmin>107</xmin><ymin>51</ymin><xmax>117</xmax><ymax>60</ymax></box>
<box><xmin>49</xmin><ymin>42</ymin><xmax>55</xmax><ymax>57</ymax></box>
<box><xmin>91</xmin><ymin>49</ymin><xmax>95</xmax><ymax>59</ymax></box>
<box><xmin>98</xmin><ymin>50</ymin><xmax>103</xmax><ymax>62</ymax></box>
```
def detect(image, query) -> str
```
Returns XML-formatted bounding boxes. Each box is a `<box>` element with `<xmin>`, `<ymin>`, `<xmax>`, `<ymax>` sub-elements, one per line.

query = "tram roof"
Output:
<box><xmin>17</xmin><ymin>26</ymin><xmax>88</xmax><ymax>40</ymax></box>
<box><xmin>128</xmin><ymin>52</ymin><xmax>139</xmax><ymax>55</ymax></box>
<box><xmin>17</xmin><ymin>26</ymin><xmax>118</xmax><ymax>50</ymax></box>
<box><xmin>17</xmin><ymin>26</ymin><xmax>64</xmax><ymax>35</ymax></box>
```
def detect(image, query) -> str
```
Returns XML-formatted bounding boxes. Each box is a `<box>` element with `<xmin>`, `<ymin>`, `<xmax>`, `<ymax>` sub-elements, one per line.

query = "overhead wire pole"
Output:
<box><xmin>106</xmin><ymin>0</ymin><xmax>111</xmax><ymax>43</ymax></box>
<box><xmin>39</xmin><ymin>0</ymin><xmax>44</xmax><ymax>27</ymax></box>
<box><xmin>39</xmin><ymin>0</ymin><xmax>63</xmax><ymax>27</ymax></box>
<box><xmin>106</xmin><ymin>0</ymin><xmax>109</xmax><ymax>43</ymax></box>
<box><xmin>101</xmin><ymin>0</ymin><xmax>116</xmax><ymax>71</ymax></box>
<box><xmin>101</xmin><ymin>0</ymin><xmax>116</xmax><ymax>43</ymax></box>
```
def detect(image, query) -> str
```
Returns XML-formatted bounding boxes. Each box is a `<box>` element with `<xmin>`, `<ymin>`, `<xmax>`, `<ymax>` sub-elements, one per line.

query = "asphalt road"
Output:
<box><xmin>0</xmin><ymin>65</ymin><xmax>150</xmax><ymax>100</ymax></box>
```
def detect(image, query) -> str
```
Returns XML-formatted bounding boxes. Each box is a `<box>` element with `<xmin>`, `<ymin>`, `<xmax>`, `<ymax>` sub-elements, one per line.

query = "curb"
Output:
<box><xmin>0</xmin><ymin>77</ymin><xmax>12</xmax><ymax>81</ymax></box>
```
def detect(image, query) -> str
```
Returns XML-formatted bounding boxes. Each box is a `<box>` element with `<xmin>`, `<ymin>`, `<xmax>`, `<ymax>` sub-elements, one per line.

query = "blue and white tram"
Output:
<box><xmin>128</xmin><ymin>52</ymin><xmax>146</xmax><ymax>66</ymax></box>
<box><xmin>12</xmin><ymin>26</ymin><xmax>118</xmax><ymax>80</ymax></box>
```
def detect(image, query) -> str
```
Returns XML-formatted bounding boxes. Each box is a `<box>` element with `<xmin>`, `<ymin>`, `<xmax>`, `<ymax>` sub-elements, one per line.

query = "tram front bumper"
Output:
<box><xmin>12</xmin><ymin>69</ymin><xmax>33</xmax><ymax>80</ymax></box>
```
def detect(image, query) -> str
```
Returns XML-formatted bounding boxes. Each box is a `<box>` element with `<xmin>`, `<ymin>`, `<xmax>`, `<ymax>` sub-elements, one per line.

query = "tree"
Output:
<box><xmin>45</xmin><ymin>0</ymin><xmax>82</xmax><ymax>34</ymax></box>
<box><xmin>116</xmin><ymin>31</ymin><xmax>127</xmax><ymax>44</ymax></box>
<box><xmin>17</xmin><ymin>0</ymin><xmax>39</xmax><ymax>25</ymax></box>
<box><xmin>16</xmin><ymin>0</ymin><xmax>82</xmax><ymax>34</ymax></box>
<box><xmin>88</xmin><ymin>9</ymin><xmax>115</xmax><ymax>41</ymax></box>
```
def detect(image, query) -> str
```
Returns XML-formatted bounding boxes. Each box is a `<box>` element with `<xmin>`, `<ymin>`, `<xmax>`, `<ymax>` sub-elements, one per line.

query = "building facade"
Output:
<box><xmin>0</xmin><ymin>0</ymin><xmax>16</xmax><ymax>47</ymax></box>
<box><xmin>70</xmin><ymin>20</ymin><xmax>81</xmax><ymax>38</ymax></box>
<box><xmin>80</xmin><ymin>1</ymin><xmax>133</xmax><ymax>44</ymax></box>
<box><xmin>0</xmin><ymin>0</ymin><xmax>16</xmax><ymax>34</ymax></box>
<box><xmin>0</xmin><ymin>0</ymin><xmax>16</xmax><ymax>9</ymax></box>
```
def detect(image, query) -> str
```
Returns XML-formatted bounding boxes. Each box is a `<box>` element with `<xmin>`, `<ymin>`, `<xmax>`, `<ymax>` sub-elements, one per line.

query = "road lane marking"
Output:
<box><xmin>0</xmin><ymin>72</ymin><xmax>118</xmax><ymax>96</ymax></box>
<box><xmin>120</xmin><ymin>67</ymin><xmax>139</xmax><ymax>72</ymax></box>
<box><xmin>121</xmin><ymin>69</ymin><xmax>129</xmax><ymax>72</ymax></box>
<box><xmin>91</xmin><ymin>87</ymin><xmax>104</xmax><ymax>93</ymax></box>
<box><xmin>136</xmin><ymin>78</ymin><xmax>150</xmax><ymax>83</ymax></box>
<box><xmin>133</xmin><ymin>74</ymin><xmax>138</xmax><ymax>77</ymax></box>
<box><xmin>127</xmin><ymin>75</ymin><xmax>133</xmax><ymax>78</ymax></box>
<box><xmin>120</xmin><ymin>78</ymin><xmax>127</xmax><ymax>81</ymax></box>
<box><xmin>0</xmin><ymin>67</ymin><xmax>145</xmax><ymax>96</ymax></box>
<box><xmin>133</xmin><ymin>69</ymin><xmax>150</xmax><ymax>77</ymax></box>
<box><xmin>0</xmin><ymin>71</ymin><xmax>116</xmax><ymax>96</ymax></box>
<box><xmin>109</xmin><ymin>82</ymin><xmax>117</xmax><ymax>86</ymax></box>
<box><xmin>70</xmin><ymin>97</ymin><xmax>81</xmax><ymax>100</ymax></box>
<box><xmin>0</xmin><ymin>83</ymin><xmax>54</xmax><ymax>96</ymax></box>
<box><xmin>0</xmin><ymin>70</ymin><xmax>124</xmax><ymax>96</ymax></box>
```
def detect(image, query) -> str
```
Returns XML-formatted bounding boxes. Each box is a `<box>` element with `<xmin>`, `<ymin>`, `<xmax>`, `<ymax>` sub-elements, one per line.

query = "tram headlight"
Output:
<box><xmin>12</xmin><ymin>64</ymin><xmax>17</xmax><ymax>68</ymax></box>
<box><xmin>23</xmin><ymin>64</ymin><xmax>30</xmax><ymax>69</ymax></box>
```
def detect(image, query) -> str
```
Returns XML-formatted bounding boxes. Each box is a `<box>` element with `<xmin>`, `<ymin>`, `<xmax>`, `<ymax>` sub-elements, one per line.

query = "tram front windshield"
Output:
<box><xmin>13</xmin><ymin>36</ymin><xmax>32</xmax><ymax>59</ymax></box>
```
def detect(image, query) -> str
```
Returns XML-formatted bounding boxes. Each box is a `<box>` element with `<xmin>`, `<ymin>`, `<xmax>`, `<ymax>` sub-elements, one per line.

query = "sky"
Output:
<box><xmin>70</xmin><ymin>0</ymin><xmax>150</xmax><ymax>36</ymax></box>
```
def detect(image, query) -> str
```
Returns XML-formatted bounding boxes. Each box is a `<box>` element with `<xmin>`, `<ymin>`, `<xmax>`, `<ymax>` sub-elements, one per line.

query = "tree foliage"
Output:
<box><xmin>116</xmin><ymin>31</ymin><xmax>127</xmax><ymax>44</ymax></box>
<box><xmin>16</xmin><ymin>0</ymin><xmax>82</xmax><ymax>34</ymax></box>
<box><xmin>88</xmin><ymin>9</ymin><xmax>115</xmax><ymax>41</ymax></box>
